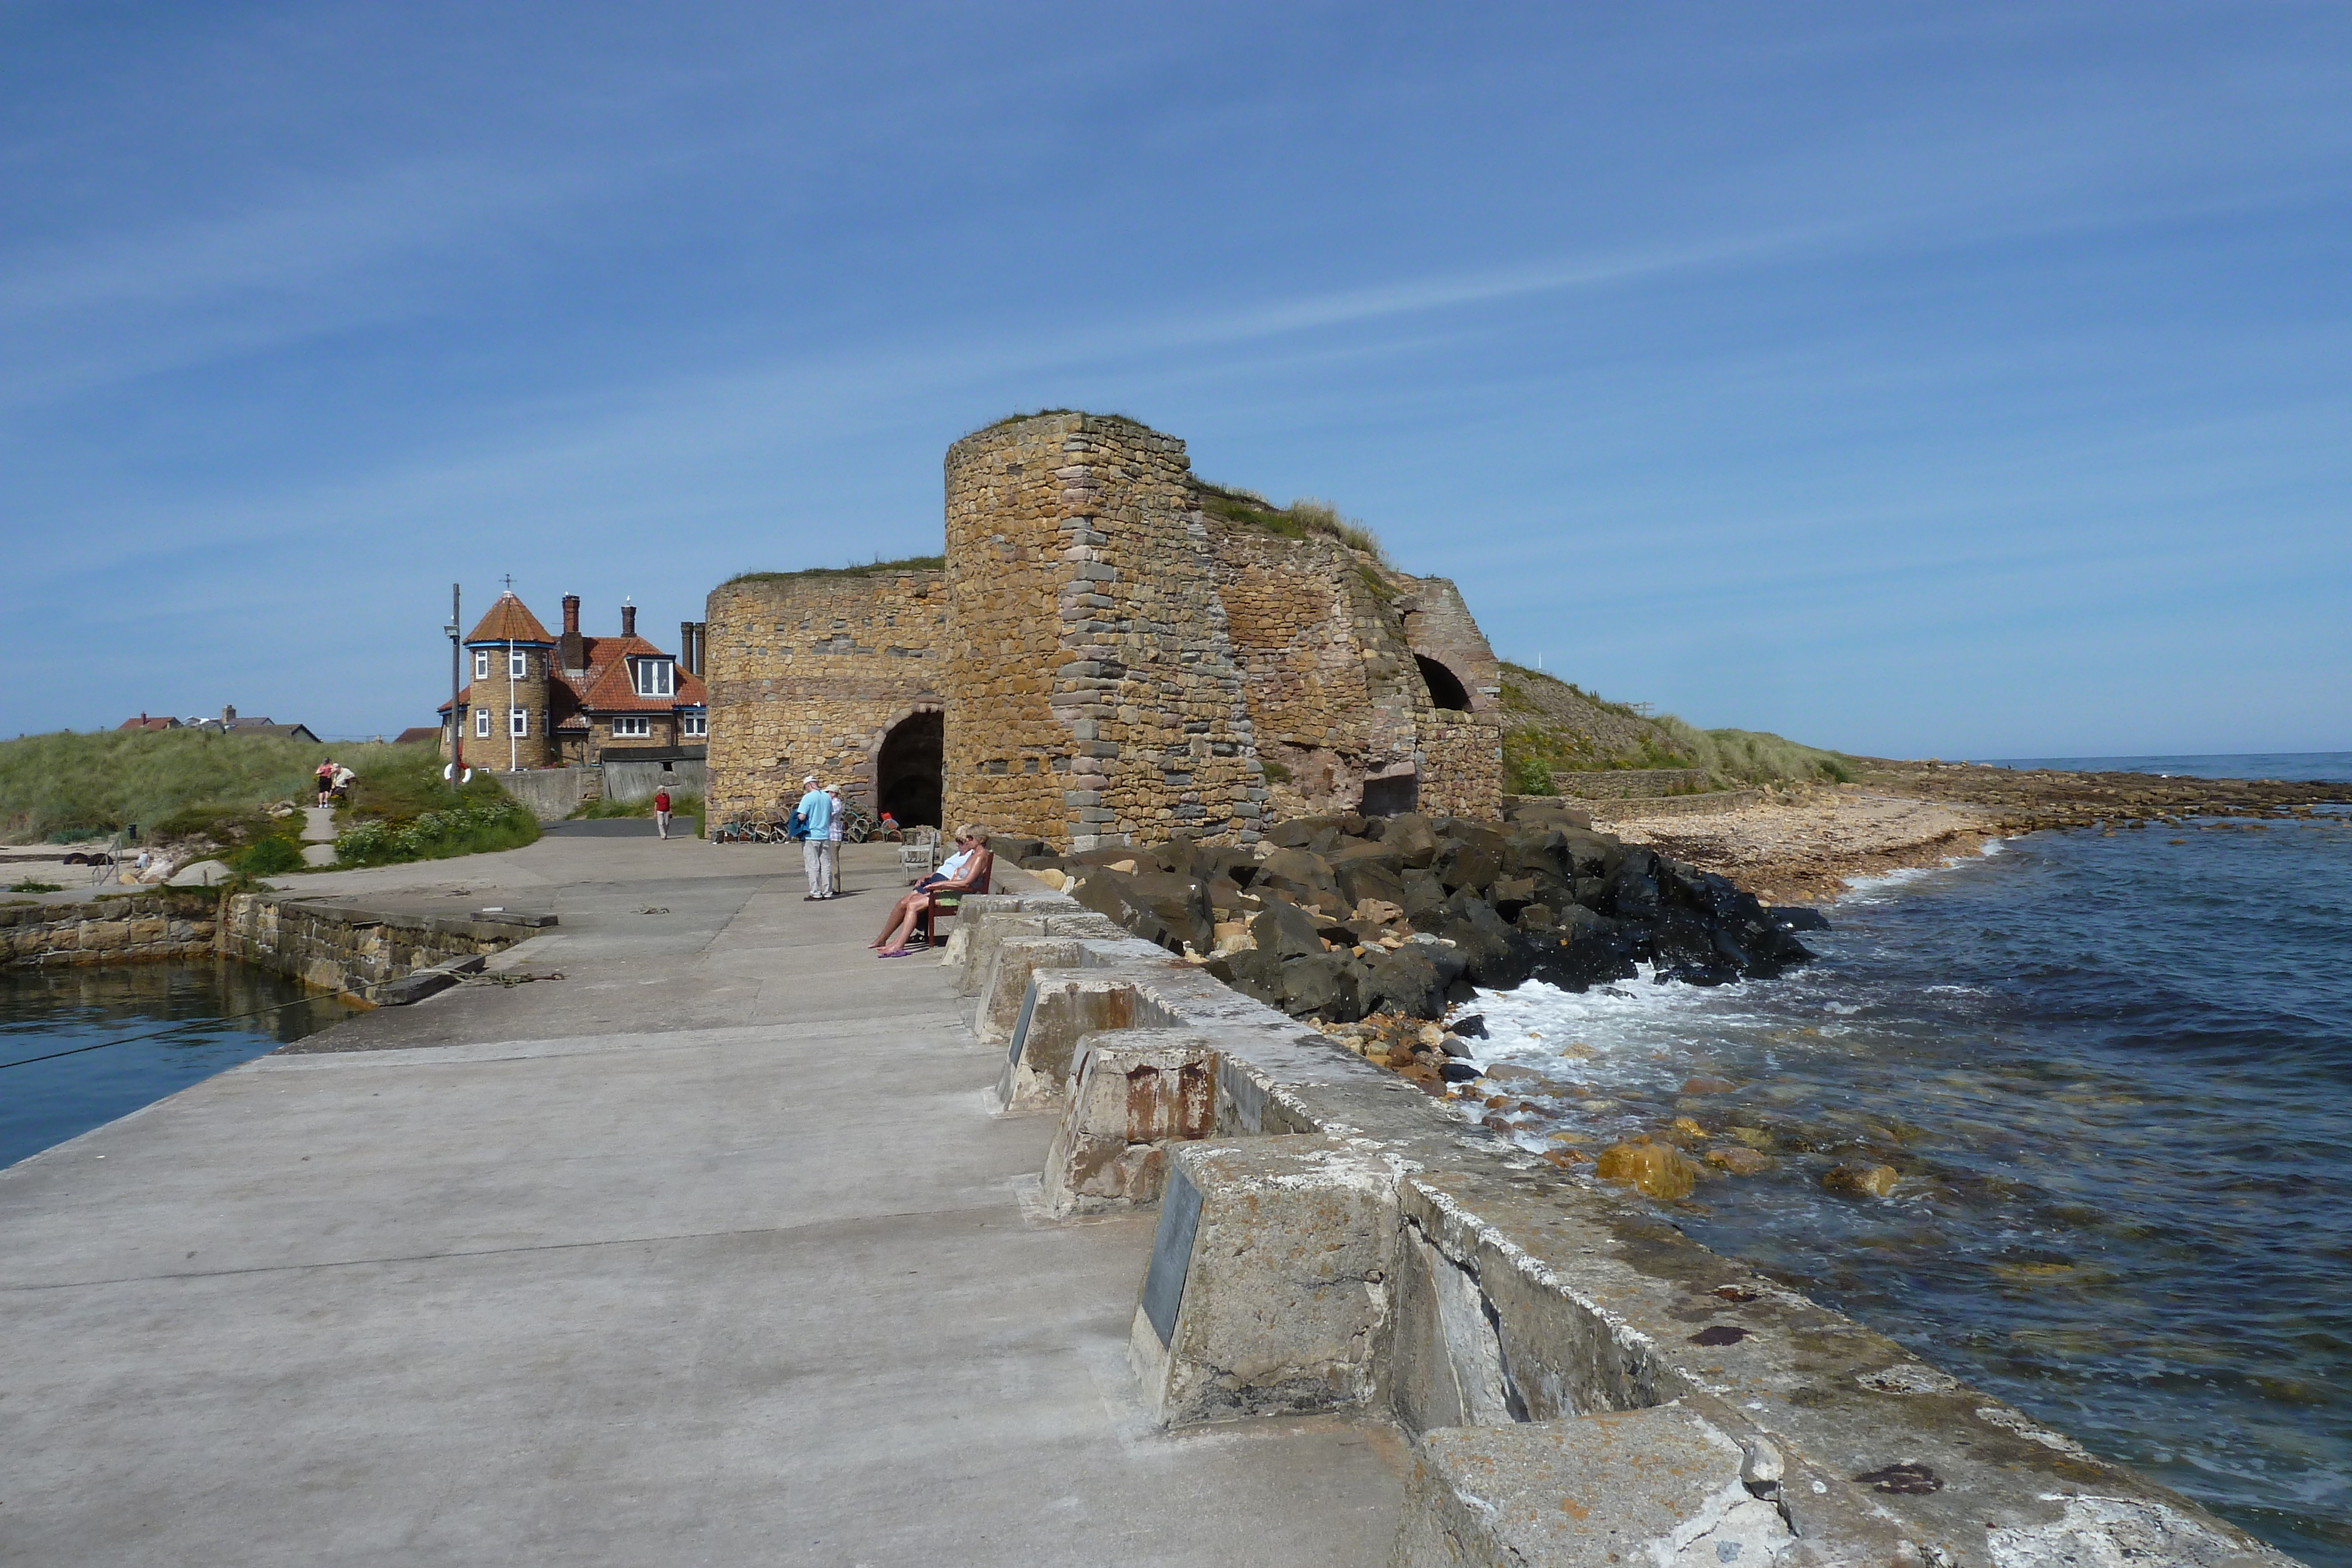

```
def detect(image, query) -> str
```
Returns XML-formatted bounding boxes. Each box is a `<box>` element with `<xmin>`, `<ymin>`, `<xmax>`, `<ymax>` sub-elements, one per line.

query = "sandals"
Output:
<box><xmin>877</xmin><ymin>947</ymin><xmax>916</xmax><ymax>959</ymax></box>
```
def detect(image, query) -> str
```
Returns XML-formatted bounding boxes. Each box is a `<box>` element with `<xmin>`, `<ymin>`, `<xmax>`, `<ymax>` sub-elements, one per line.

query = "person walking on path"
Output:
<box><xmin>315</xmin><ymin>760</ymin><xmax>335</xmax><ymax>808</ymax></box>
<box><xmin>653</xmin><ymin>787</ymin><xmax>672</xmax><ymax>840</ymax></box>
<box><xmin>796</xmin><ymin>776</ymin><xmax>836</xmax><ymax>900</ymax></box>
<box><xmin>824</xmin><ymin>785</ymin><xmax>845</xmax><ymax>895</ymax></box>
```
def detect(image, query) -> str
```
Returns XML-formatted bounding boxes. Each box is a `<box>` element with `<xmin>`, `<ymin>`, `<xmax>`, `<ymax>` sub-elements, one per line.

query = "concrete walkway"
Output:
<box><xmin>1</xmin><ymin>836</ymin><xmax>1405</xmax><ymax>1564</ymax></box>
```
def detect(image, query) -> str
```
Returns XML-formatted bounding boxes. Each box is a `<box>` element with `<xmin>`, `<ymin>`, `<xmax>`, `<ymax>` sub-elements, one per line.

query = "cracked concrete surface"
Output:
<box><xmin>0</xmin><ymin>837</ymin><xmax>1406</xmax><ymax>1565</ymax></box>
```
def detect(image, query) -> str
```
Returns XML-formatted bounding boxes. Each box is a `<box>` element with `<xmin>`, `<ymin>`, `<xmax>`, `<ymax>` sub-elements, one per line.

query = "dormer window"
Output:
<box><xmin>632</xmin><ymin>657</ymin><xmax>674</xmax><ymax>698</ymax></box>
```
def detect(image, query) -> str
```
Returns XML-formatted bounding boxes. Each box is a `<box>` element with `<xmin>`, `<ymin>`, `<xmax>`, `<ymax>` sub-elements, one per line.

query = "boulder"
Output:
<box><xmin>1250</xmin><ymin>898</ymin><xmax>1327</xmax><ymax>961</ymax></box>
<box><xmin>1594</xmin><ymin>1140</ymin><xmax>1700</xmax><ymax>1200</ymax></box>
<box><xmin>1267</xmin><ymin>817</ymin><xmax>1345</xmax><ymax>853</ymax></box>
<box><xmin>1823</xmin><ymin>1163</ymin><xmax>1899</xmax><ymax>1198</ymax></box>
<box><xmin>1333</xmin><ymin>855</ymin><xmax>1408</xmax><ymax>911</ymax></box>
<box><xmin>1359</xmin><ymin>943</ymin><xmax>1464</xmax><ymax>1020</ymax></box>
<box><xmin>1381</xmin><ymin>813</ymin><xmax>1439</xmax><ymax>870</ymax></box>
<box><xmin>1254</xmin><ymin>847</ymin><xmax>1344</xmax><ymax>911</ymax></box>
<box><xmin>1278</xmin><ymin>952</ymin><xmax>1371</xmax><ymax>1021</ymax></box>
<box><xmin>1766</xmin><ymin>905</ymin><xmax>1832</xmax><ymax>931</ymax></box>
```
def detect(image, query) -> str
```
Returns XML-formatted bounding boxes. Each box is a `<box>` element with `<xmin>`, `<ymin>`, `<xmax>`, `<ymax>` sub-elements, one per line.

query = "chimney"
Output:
<box><xmin>222</xmin><ymin>704</ymin><xmax>235</xmax><ymax>726</ymax></box>
<box><xmin>559</xmin><ymin>594</ymin><xmax>586</xmax><ymax>673</ymax></box>
<box><xmin>680</xmin><ymin>621</ymin><xmax>700</xmax><ymax>676</ymax></box>
<box><xmin>621</xmin><ymin>601</ymin><xmax>637</xmax><ymax>638</ymax></box>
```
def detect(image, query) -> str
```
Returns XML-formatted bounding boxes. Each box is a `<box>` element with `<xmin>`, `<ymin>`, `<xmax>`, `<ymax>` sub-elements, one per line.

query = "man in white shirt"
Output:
<box><xmin>797</xmin><ymin>777</ymin><xmax>836</xmax><ymax>900</ymax></box>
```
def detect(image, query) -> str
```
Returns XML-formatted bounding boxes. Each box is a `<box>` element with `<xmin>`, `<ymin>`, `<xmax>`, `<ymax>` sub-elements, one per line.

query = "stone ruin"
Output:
<box><xmin>703</xmin><ymin>411</ymin><xmax>1505</xmax><ymax>846</ymax></box>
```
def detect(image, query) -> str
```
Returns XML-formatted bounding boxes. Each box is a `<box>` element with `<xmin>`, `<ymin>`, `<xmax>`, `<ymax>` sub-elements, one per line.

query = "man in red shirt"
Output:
<box><xmin>654</xmin><ymin>787</ymin><xmax>672</xmax><ymax>840</ymax></box>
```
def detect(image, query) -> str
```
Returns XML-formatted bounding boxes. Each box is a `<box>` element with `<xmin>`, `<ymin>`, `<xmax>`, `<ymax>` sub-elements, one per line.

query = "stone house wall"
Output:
<box><xmin>1394</xmin><ymin>575</ymin><xmax>1502</xmax><ymax>713</ymax></box>
<box><xmin>2</xmin><ymin>895</ymin><xmax>218</xmax><ymax>967</ymax></box>
<box><xmin>702</xmin><ymin>569</ymin><xmax>948</xmax><ymax>826</ymax></box>
<box><xmin>942</xmin><ymin>414</ymin><xmax>1268</xmax><ymax>849</ymax></box>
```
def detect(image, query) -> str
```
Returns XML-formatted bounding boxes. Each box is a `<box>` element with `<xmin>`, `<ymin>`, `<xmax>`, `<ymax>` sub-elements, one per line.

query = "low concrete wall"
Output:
<box><xmin>1585</xmin><ymin>787</ymin><xmax>1762</xmax><ymax>821</ymax></box>
<box><xmin>218</xmin><ymin>893</ymin><xmax>552</xmax><ymax>1004</ymax></box>
<box><xmin>603</xmin><ymin>757</ymin><xmax>706</xmax><ymax>805</ymax></box>
<box><xmin>486</xmin><ymin>768</ymin><xmax>594</xmax><ymax>823</ymax></box>
<box><xmin>961</xmin><ymin>885</ymin><xmax>2294</xmax><ymax>1568</ymax></box>
<box><xmin>1549</xmin><ymin>767</ymin><xmax>1709</xmax><ymax>800</ymax></box>
<box><xmin>1</xmin><ymin>893</ymin><xmax>219</xmax><ymax>967</ymax></box>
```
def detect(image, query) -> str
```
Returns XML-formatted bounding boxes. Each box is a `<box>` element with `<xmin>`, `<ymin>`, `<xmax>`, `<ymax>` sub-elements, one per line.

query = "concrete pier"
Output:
<box><xmin>0</xmin><ymin>831</ymin><xmax>1404</xmax><ymax>1564</ymax></box>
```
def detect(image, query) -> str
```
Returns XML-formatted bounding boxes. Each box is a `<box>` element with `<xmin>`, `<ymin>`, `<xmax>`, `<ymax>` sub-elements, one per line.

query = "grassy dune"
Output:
<box><xmin>1496</xmin><ymin>663</ymin><xmax>1850</xmax><ymax>793</ymax></box>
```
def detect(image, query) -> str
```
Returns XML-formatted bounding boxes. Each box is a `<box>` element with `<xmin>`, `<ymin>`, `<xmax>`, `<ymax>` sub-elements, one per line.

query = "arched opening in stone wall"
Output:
<box><xmin>1416</xmin><ymin>654</ymin><xmax>1471</xmax><ymax>712</ymax></box>
<box><xmin>876</xmin><ymin>710</ymin><xmax>944</xmax><ymax>828</ymax></box>
<box><xmin>1359</xmin><ymin>771</ymin><xmax>1419</xmax><ymax>817</ymax></box>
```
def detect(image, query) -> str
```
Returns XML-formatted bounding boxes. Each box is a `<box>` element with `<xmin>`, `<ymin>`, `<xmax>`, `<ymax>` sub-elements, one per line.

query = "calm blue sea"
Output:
<box><xmin>0</xmin><ymin>961</ymin><xmax>359</xmax><ymax>1169</ymax></box>
<box><xmin>1985</xmin><ymin>751</ymin><xmax>2352</xmax><ymax>784</ymax></box>
<box><xmin>1468</xmin><ymin>754</ymin><xmax>2352</xmax><ymax>1567</ymax></box>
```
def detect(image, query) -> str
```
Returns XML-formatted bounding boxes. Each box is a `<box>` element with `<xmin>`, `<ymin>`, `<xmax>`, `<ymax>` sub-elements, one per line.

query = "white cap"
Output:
<box><xmin>803</xmin><ymin>775</ymin><xmax>817</xmax><ymax>784</ymax></box>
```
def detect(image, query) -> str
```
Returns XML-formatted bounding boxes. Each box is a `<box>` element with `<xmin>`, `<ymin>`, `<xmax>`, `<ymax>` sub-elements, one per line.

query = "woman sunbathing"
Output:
<box><xmin>873</xmin><ymin>827</ymin><xmax>992</xmax><ymax>957</ymax></box>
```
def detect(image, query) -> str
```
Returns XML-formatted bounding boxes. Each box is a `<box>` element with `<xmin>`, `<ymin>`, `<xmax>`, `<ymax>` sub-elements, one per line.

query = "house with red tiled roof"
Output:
<box><xmin>436</xmin><ymin>593</ymin><xmax>707</xmax><ymax>770</ymax></box>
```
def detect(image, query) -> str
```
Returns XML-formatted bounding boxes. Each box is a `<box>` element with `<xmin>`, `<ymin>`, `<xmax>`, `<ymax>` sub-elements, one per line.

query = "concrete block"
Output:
<box><xmin>1389</xmin><ymin>1405</ymin><xmax>1793</xmax><ymax>1568</ymax></box>
<box><xmin>976</xmin><ymin>937</ymin><xmax>1086</xmax><ymax>1043</ymax></box>
<box><xmin>1038</xmin><ymin>1032</ymin><xmax>1219</xmax><ymax>1216</ymax></box>
<box><xmin>1128</xmin><ymin>1136</ymin><xmax>1400</xmax><ymax>1427</ymax></box>
<box><xmin>993</xmin><ymin>971</ymin><xmax>1140</xmax><ymax>1112</ymax></box>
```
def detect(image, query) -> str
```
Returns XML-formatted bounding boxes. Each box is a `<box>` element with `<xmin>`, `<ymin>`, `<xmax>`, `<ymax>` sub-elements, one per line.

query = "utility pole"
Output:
<box><xmin>447</xmin><ymin>583</ymin><xmax>463</xmax><ymax>777</ymax></box>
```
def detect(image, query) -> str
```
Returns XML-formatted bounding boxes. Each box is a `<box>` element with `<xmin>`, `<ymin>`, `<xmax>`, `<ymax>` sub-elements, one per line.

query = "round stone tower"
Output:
<box><xmin>941</xmin><ymin>412</ymin><xmax>1268</xmax><ymax>848</ymax></box>
<box><xmin>463</xmin><ymin>592</ymin><xmax>557</xmax><ymax>771</ymax></box>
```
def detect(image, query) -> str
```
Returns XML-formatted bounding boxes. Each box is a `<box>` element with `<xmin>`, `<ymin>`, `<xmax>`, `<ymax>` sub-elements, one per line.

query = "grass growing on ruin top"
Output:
<box><xmin>1496</xmin><ymin>663</ymin><xmax>1852</xmax><ymax>791</ymax></box>
<box><xmin>1195</xmin><ymin>483</ymin><xmax>1389</xmax><ymax>562</ymax></box>
<box><xmin>724</xmin><ymin>556</ymin><xmax>946</xmax><ymax>586</ymax></box>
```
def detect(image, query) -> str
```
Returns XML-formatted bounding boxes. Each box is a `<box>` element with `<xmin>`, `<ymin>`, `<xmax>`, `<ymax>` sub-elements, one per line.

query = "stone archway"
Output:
<box><xmin>874</xmin><ymin>707</ymin><xmax>944</xmax><ymax>828</ymax></box>
<box><xmin>1415</xmin><ymin>654</ymin><xmax>1471</xmax><ymax>712</ymax></box>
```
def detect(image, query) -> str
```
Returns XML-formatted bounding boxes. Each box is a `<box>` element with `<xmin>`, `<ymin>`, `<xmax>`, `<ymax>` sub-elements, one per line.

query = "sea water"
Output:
<box><xmin>1466</xmin><ymin>755</ymin><xmax>2352</xmax><ymax>1566</ymax></box>
<box><xmin>0</xmin><ymin>961</ymin><xmax>360</xmax><ymax>1169</ymax></box>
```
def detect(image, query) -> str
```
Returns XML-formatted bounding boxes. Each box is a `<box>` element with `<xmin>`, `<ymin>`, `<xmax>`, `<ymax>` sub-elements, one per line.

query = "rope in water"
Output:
<box><xmin>0</xmin><ymin>993</ymin><xmax>333</xmax><ymax>1072</ymax></box>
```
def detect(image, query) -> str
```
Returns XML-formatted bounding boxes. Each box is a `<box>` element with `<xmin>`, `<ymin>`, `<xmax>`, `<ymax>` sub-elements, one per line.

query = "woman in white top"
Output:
<box><xmin>871</xmin><ymin>827</ymin><xmax>990</xmax><ymax>955</ymax></box>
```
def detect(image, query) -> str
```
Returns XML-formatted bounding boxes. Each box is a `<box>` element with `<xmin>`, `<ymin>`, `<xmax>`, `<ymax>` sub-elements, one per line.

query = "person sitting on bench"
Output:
<box><xmin>873</xmin><ymin>827</ymin><xmax>991</xmax><ymax>957</ymax></box>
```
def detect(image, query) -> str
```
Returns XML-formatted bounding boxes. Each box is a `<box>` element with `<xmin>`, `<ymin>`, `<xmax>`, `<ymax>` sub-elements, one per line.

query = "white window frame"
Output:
<box><xmin>681</xmin><ymin>711</ymin><xmax>707</xmax><ymax>737</ymax></box>
<box><xmin>474</xmin><ymin>650</ymin><xmax>490</xmax><ymax>680</ymax></box>
<box><xmin>509</xmin><ymin>649</ymin><xmax>527</xmax><ymax>680</ymax></box>
<box><xmin>474</xmin><ymin>707</ymin><xmax>491</xmax><ymax>738</ymax></box>
<box><xmin>632</xmin><ymin>658</ymin><xmax>674</xmax><ymax>698</ymax></box>
<box><xmin>612</xmin><ymin>715</ymin><xmax>651</xmax><ymax>738</ymax></box>
<box><xmin>509</xmin><ymin>708</ymin><xmax>529</xmax><ymax>737</ymax></box>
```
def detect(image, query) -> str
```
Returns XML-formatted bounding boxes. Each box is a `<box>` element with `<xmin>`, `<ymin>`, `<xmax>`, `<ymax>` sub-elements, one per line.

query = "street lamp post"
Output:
<box><xmin>446</xmin><ymin>584</ymin><xmax>463</xmax><ymax>778</ymax></box>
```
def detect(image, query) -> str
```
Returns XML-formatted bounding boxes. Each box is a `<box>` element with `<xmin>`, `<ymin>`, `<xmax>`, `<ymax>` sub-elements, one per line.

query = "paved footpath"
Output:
<box><xmin>1</xmin><ymin>830</ymin><xmax>1404</xmax><ymax>1565</ymax></box>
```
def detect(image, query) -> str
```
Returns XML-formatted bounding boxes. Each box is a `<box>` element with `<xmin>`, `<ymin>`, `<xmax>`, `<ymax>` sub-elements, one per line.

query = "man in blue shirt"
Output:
<box><xmin>797</xmin><ymin>776</ymin><xmax>836</xmax><ymax>900</ymax></box>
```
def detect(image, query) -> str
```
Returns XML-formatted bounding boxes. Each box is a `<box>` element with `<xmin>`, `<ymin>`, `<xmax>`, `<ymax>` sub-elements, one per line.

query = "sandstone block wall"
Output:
<box><xmin>943</xmin><ymin>414</ymin><xmax>1267</xmax><ymax>848</ymax></box>
<box><xmin>705</xmin><ymin>412</ymin><xmax>1504</xmax><ymax>847</ymax></box>
<box><xmin>2</xmin><ymin>895</ymin><xmax>218</xmax><ymax>967</ymax></box>
<box><xmin>703</xmin><ymin>569</ymin><xmax>947</xmax><ymax>825</ymax></box>
<box><xmin>1210</xmin><ymin>526</ymin><xmax>1431</xmax><ymax>818</ymax></box>
<box><xmin>218</xmin><ymin>895</ymin><xmax>534</xmax><ymax>1001</ymax></box>
<box><xmin>1394</xmin><ymin>576</ymin><xmax>1502</xmax><ymax>713</ymax></box>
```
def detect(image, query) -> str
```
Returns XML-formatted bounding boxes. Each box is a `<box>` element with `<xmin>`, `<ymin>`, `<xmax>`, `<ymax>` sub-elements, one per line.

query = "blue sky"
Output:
<box><xmin>4</xmin><ymin>1</ymin><xmax>2347</xmax><ymax>757</ymax></box>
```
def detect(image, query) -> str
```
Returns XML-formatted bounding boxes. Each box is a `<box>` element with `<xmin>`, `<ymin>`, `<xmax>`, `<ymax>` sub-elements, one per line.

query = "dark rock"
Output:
<box><xmin>1451</xmin><ymin>1012</ymin><xmax>1488</xmax><ymax>1038</ymax></box>
<box><xmin>1279</xmin><ymin>952</ymin><xmax>1371</xmax><ymax>1021</ymax></box>
<box><xmin>1766</xmin><ymin>905</ymin><xmax>1832</xmax><ymax>931</ymax></box>
<box><xmin>1218</xmin><ymin>942</ymin><xmax>1285</xmax><ymax>1008</ymax></box>
<box><xmin>1361</xmin><ymin>942</ymin><xmax>1465</xmax><ymax>1019</ymax></box>
<box><xmin>1268</xmin><ymin>817</ymin><xmax>1345</xmax><ymax>853</ymax></box>
<box><xmin>1516</xmin><ymin>902</ymin><xmax>1555</xmax><ymax>930</ymax></box>
<box><xmin>1399</xmin><ymin>870</ymin><xmax>1449</xmax><ymax>920</ymax></box>
<box><xmin>1438</xmin><ymin>1033</ymin><xmax>1474</xmax><ymax>1059</ymax></box>
<box><xmin>1439</xmin><ymin>1060</ymin><xmax>1482</xmax><ymax>1083</ymax></box>
<box><xmin>1255</xmin><ymin>847</ymin><xmax>1344</xmax><ymax>911</ymax></box>
<box><xmin>1607</xmin><ymin>850</ymin><xmax>1661</xmax><ymax>919</ymax></box>
<box><xmin>1331</xmin><ymin>851</ymin><xmax>1408</xmax><ymax>911</ymax></box>
<box><xmin>1381</xmin><ymin>813</ymin><xmax>1439</xmax><ymax>869</ymax></box>
<box><xmin>1251</xmin><ymin>897</ymin><xmax>1328</xmax><ymax>961</ymax></box>
<box><xmin>990</xmin><ymin>835</ymin><xmax>1048</xmax><ymax>865</ymax></box>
